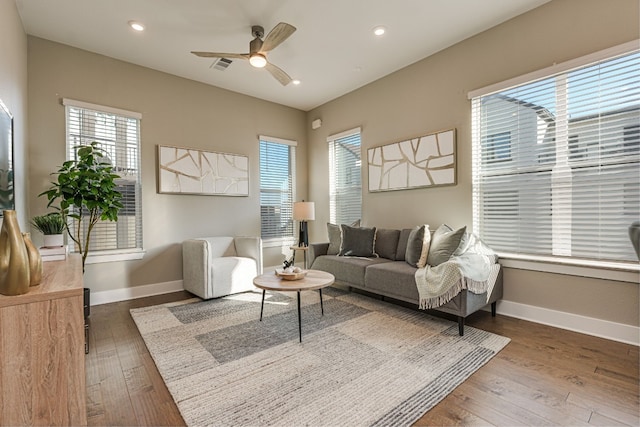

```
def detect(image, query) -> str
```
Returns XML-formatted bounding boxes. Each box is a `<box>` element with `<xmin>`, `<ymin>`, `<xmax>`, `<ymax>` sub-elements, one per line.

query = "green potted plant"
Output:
<box><xmin>40</xmin><ymin>142</ymin><xmax>123</xmax><ymax>272</ymax></box>
<box><xmin>31</xmin><ymin>212</ymin><xmax>66</xmax><ymax>247</ymax></box>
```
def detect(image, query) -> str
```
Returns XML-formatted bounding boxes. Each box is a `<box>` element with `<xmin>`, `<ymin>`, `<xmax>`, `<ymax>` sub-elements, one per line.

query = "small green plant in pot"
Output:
<box><xmin>40</xmin><ymin>142</ymin><xmax>123</xmax><ymax>272</ymax></box>
<box><xmin>31</xmin><ymin>212</ymin><xmax>66</xmax><ymax>247</ymax></box>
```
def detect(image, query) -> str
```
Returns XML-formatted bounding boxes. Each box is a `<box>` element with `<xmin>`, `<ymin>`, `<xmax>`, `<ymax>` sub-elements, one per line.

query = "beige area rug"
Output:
<box><xmin>131</xmin><ymin>287</ymin><xmax>510</xmax><ymax>427</ymax></box>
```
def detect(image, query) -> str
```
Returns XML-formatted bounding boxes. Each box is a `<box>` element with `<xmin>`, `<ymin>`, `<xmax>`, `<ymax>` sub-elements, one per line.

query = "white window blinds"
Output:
<box><xmin>63</xmin><ymin>99</ymin><xmax>143</xmax><ymax>254</ymax></box>
<box><xmin>259</xmin><ymin>137</ymin><xmax>296</xmax><ymax>241</ymax></box>
<box><xmin>471</xmin><ymin>47</ymin><xmax>640</xmax><ymax>263</ymax></box>
<box><xmin>328</xmin><ymin>128</ymin><xmax>362</xmax><ymax>224</ymax></box>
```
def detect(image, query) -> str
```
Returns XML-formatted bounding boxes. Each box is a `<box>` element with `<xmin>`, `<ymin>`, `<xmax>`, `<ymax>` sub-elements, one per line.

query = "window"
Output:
<box><xmin>63</xmin><ymin>99</ymin><xmax>143</xmax><ymax>261</ymax></box>
<box><xmin>486</xmin><ymin>132</ymin><xmax>511</xmax><ymax>163</ymax></box>
<box><xmin>259</xmin><ymin>136</ymin><xmax>296</xmax><ymax>244</ymax></box>
<box><xmin>471</xmin><ymin>45</ymin><xmax>640</xmax><ymax>264</ymax></box>
<box><xmin>328</xmin><ymin>128</ymin><xmax>362</xmax><ymax>224</ymax></box>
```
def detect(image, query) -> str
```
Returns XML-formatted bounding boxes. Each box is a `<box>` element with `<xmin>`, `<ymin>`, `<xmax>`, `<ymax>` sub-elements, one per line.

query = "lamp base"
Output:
<box><xmin>298</xmin><ymin>221</ymin><xmax>308</xmax><ymax>247</ymax></box>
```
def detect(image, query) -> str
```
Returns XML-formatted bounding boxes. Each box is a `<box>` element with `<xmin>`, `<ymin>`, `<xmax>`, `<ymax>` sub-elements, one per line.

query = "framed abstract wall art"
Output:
<box><xmin>367</xmin><ymin>128</ymin><xmax>456</xmax><ymax>192</ymax></box>
<box><xmin>157</xmin><ymin>145</ymin><xmax>249</xmax><ymax>196</ymax></box>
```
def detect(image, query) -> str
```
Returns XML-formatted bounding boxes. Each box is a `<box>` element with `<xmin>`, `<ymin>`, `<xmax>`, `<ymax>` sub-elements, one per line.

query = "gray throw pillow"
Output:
<box><xmin>339</xmin><ymin>224</ymin><xmax>377</xmax><ymax>257</ymax></box>
<box><xmin>395</xmin><ymin>228</ymin><xmax>413</xmax><ymax>261</ymax></box>
<box><xmin>374</xmin><ymin>229</ymin><xmax>401</xmax><ymax>260</ymax></box>
<box><xmin>427</xmin><ymin>224</ymin><xmax>467</xmax><ymax>266</ymax></box>
<box><xmin>405</xmin><ymin>225</ymin><xmax>430</xmax><ymax>268</ymax></box>
<box><xmin>327</xmin><ymin>219</ymin><xmax>360</xmax><ymax>255</ymax></box>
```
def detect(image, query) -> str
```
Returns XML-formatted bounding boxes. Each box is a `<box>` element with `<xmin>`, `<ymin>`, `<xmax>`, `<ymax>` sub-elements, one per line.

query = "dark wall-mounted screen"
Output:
<box><xmin>0</xmin><ymin>99</ymin><xmax>14</xmax><ymax>214</ymax></box>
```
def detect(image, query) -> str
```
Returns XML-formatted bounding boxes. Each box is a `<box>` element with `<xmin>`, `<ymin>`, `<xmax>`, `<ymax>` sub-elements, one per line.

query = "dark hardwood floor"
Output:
<box><xmin>85</xmin><ymin>291</ymin><xmax>639</xmax><ymax>426</ymax></box>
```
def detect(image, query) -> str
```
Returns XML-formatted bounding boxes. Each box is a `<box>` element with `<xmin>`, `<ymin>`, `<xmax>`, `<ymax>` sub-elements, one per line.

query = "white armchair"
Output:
<box><xmin>182</xmin><ymin>236</ymin><xmax>263</xmax><ymax>299</ymax></box>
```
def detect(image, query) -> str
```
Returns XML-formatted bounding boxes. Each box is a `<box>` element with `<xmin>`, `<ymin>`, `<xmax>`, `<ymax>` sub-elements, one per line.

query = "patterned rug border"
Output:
<box><xmin>131</xmin><ymin>289</ymin><xmax>510</xmax><ymax>426</ymax></box>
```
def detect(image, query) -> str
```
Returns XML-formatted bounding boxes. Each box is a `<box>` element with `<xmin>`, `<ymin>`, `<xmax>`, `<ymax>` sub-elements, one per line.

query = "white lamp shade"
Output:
<box><xmin>293</xmin><ymin>201</ymin><xmax>315</xmax><ymax>221</ymax></box>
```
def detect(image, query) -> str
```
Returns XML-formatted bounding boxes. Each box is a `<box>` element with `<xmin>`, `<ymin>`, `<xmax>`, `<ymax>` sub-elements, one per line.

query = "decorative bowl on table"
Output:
<box><xmin>275</xmin><ymin>268</ymin><xmax>308</xmax><ymax>281</ymax></box>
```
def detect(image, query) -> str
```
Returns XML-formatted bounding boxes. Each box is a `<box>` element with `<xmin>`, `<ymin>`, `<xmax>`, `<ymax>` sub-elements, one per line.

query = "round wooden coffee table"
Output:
<box><xmin>253</xmin><ymin>269</ymin><xmax>335</xmax><ymax>342</ymax></box>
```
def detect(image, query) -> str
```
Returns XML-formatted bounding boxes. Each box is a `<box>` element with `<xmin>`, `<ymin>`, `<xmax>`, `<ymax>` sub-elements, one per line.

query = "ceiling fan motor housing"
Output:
<box><xmin>251</xmin><ymin>25</ymin><xmax>265</xmax><ymax>39</ymax></box>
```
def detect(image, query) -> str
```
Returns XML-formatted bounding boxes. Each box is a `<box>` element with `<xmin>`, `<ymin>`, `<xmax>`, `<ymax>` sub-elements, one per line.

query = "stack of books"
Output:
<box><xmin>38</xmin><ymin>245</ymin><xmax>68</xmax><ymax>262</ymax></box>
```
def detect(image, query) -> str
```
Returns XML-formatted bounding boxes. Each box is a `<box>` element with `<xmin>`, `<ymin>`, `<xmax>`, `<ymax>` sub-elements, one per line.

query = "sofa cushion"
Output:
<box><xmin>311</xmin><ymin>255</ymin><xmax>391</xmax><ymax>287</ymax></box>
<box><xmin>364</xmin><ymin>261</ymin><xmax>420</xmax><ymax>302</ymax></box>
<box><xmin>395</xmin><ymin>228</ymin><xmax>414</xmax><ymax>261</ymax></box>
<box><xmin>374</xmin><ymin>229</ymin><xmax>401</xmax><ymax>260</ymax></box>
<box><xmin>427</xmin><ymin>224</ymin><xmax>467</xmax><ymax>266</ymax></box>
<box><xmin>327</xmin><ymin>219</ymin><xmax>360</xmax><ymax>255</ymax></box>
<box><xmin>405</xmin><ymin>225</ymin><xmax>431</xmax><ymax>268</ymax></box>
<box><xmin>339</xmin><ymin>225</ymin><xmax>377</xmax><ymax>257</ymax></box>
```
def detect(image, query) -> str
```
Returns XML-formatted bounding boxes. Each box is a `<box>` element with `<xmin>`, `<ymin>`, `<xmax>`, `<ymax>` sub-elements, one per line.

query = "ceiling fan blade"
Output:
<box><xmin>260</xmin><ymin>22</ymin><xmax>296</xmax><ymax>53</ymax></box>
<box><xmin>265</xmin><ymin>62</ymin><xmax>292</xmax><ymax>86</ymax></box>
<box><xmin>191</xmin><ymin>52</ymin><xmax>249</xmax><ymax>60</ymax></box>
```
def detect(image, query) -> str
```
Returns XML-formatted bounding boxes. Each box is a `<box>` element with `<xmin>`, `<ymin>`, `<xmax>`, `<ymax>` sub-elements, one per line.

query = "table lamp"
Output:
<box><xmin>293</xmin><ymin>201</ymin><xmax>315</xmax><ymax>247</ymax></box>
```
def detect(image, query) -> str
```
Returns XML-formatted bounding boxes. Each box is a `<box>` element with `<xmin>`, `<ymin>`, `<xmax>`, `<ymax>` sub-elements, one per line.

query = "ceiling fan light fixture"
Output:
<box><xmin>249</xmin><ymin>54</ymin><xmax>267</xmax><ymax>68</ymax></box>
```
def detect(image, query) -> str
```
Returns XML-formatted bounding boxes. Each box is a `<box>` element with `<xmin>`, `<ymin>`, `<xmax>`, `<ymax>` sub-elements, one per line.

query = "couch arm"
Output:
<box><xmin>182</xmin><ymin>239</ymin><xmax>210</xmax><ymax>299</ymax></box>
<box><xmin>234</xmin><ymin>236</ymin><xmax>263</xmax><ymax>274</ymax></box>
<box><xmin>308</xmin><ymin>242</ymin><xmax>329</xmax><ymax>269</ymax></box>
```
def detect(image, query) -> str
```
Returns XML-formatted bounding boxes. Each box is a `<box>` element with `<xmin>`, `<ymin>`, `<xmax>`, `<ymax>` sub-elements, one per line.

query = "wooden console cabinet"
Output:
<box><xmin>0</xmin><ymin>254</ymin><xmax>87</xmax><ymax>426</ymax></box>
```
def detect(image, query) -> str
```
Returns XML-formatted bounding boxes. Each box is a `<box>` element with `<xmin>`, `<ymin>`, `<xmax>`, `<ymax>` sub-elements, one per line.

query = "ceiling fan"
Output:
<box><xmin>191</xmin><ymin>22</ymin><xmax>297</xmax><ymax>86</ymax></box>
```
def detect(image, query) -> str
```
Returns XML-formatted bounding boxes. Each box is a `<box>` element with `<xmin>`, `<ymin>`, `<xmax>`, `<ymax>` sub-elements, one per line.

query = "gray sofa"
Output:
<box><xmin>308</xmin><ymin>227</ymin><xmax>503</xmax><ymax>335</ymax></box>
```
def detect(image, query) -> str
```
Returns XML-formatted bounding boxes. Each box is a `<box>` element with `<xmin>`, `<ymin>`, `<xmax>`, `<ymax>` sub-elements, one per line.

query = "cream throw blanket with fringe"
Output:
<box><xmin>415</xmin><ymin>233</ymin><xmax>497</xmax><ymax>309</ymax></box>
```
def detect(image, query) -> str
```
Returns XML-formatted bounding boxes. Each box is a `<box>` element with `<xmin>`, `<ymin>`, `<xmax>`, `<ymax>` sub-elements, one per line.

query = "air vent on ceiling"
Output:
<box><xmin>212</xmin><ymin>58</ymin><xmax>233</xmax><ymax>71</ymax></box>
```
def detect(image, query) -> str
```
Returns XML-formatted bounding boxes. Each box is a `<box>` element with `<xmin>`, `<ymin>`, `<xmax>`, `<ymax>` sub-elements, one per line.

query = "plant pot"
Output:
<box><xmin>43</xmin><ymin>234</ymin><xmax>64</xmax><ymax>248</ymax></box>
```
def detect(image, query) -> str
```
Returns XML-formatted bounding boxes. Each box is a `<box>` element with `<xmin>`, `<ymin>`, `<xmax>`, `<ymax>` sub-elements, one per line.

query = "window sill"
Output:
<box><xmin>497</xmin><ymin>253</ymin><xmax>639</xmax><ymax>283</ymax></box>
<box><xmin>84</xmin><ymin>248</ymin><xmax>145</xmax><ymax>265</ymax></box>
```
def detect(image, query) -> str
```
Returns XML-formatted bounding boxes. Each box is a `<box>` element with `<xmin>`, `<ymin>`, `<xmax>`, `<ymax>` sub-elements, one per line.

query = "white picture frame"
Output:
<box><xmin>367</xmin><ymin>128</ymin><xmax>456</xmax><ymax>192</ymax></box>
<box><xmin>157</xmin><ymin>145</ymin><xmax>249</xmax><ymax>196</ymax></box>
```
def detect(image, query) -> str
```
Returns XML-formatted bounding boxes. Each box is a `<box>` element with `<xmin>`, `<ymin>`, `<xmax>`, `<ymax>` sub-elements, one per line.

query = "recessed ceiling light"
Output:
<box><xmin>373</xmin><ymin>26</ymin><xmax>386</xmax><ymax>36</ymax></box>
<box><xmin>292</xmin><ymin>79</ymin><xmax>301</xmax><ymax>85</ymax></box>
<box><xmin>128</xmin><ymin>21</ymin><xmax>145</xmax><ymax>32</ymax></box>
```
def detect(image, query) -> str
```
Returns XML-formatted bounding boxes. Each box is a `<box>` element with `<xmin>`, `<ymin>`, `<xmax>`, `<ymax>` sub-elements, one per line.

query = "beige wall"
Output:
<box><xmin>0</xmin><ymin>0</ymin><xmax>28</xmax><ymax>228</ymax></box>
<box><xmin>306</xmin><ymin>0</ymin><xmax>640</xmax><ymax>326</ymax></box>
<box><xmin>27</xmin><ymin>37</ymin><xmax>307</xmax><ymax>292</ymax></box>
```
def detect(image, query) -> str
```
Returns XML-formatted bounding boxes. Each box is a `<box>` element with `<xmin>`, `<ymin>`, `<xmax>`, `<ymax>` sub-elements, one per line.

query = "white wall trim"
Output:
<box><xmin>90</xmin><ymin>280</ymin><xmax>184</xmax><ymax>306</ymax></box>
<box><xmin>468</xmin><ymin>40</ymin><xmax>639</xmax><ymax>99</ymax></box>
<box><xmin>62</xmin><ymin>97</ymin><xmax>142</xmax><ymax>119</ymax></box>
<box><xmin>327</xmin><ymin>126</ymin><xmax>362</xmax><ymax>141</ymax></box>
<box><xmin>493</xmin><ymin>300</ymin><xmax>639</xmax><ymax>346</ymax></box>
<box><xmin>258</xmin><ymin>134</ymin><xmax>297</xmax><ymax>146</ymax></box>
<box><xmin>500</xmin><ymin>258</ymin><xmax>639</xmax><ymax>283</ymax></box>
<box><xmin>85</xmin><ymin>249</ymin><xmax>146</xmax><ymax>265</ymax></box>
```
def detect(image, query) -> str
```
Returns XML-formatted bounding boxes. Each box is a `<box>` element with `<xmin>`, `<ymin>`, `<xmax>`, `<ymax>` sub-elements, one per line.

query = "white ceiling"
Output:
<box><xmin>15</xmin><ymin>0</ymin><xmax>550</xmax><ymax>111</ymax></box>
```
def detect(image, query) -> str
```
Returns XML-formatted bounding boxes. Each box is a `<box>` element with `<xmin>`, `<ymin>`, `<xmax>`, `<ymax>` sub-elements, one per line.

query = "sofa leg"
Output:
<box><xmin>491</xmin><ymin>301</ymin><xmax>497</xmax><ymax>317</ymax></box>
<box><xmin>458</xmin><ymin>317</ymin><xmax>464</xmax><ymax>336</ymax></box>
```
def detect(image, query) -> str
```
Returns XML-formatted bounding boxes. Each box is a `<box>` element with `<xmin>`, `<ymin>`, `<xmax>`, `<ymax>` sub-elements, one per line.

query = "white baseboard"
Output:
<box><xmin>494</xmin><ymin>300</ymin><xmax>640</xmax><ymax>346</ymax></box>
<box><xmin>90</xmin><ymin>280</ymin><xmax>184</xmax><ymax>306</ymax></box>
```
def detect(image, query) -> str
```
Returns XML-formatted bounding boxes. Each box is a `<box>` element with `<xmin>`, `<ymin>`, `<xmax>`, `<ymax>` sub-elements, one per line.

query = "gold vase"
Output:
<box><xmin>0</xmin><ymin>210</ymin><xmax>30</xmax><ymax>295</ymax></box>
<box><xmin>23</xmin><ymin>232</ymin><xmax>42</xmax><ymax>286</ymax></box>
